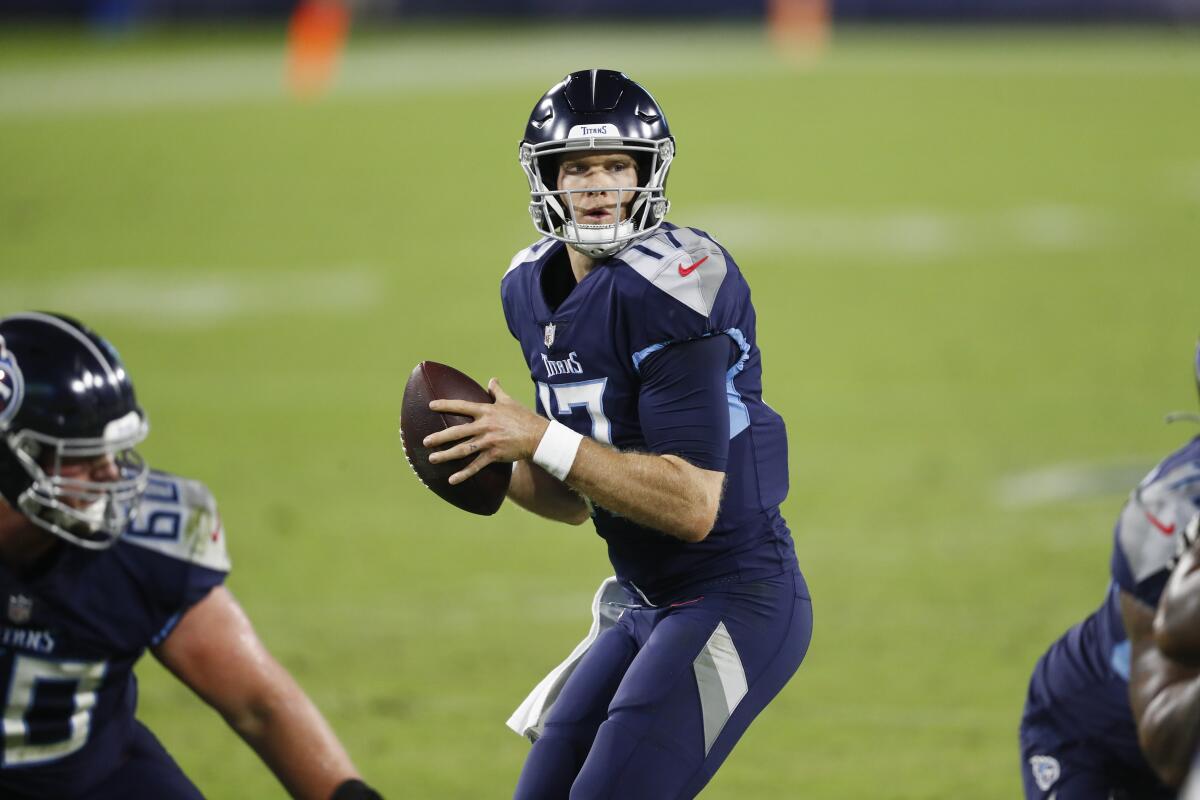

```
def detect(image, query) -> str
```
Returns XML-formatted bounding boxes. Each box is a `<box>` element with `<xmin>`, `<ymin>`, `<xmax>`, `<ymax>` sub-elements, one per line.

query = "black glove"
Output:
<box><xmin>330</xmin><ymin>779</ymin><xmax>383</xmax><ymax>800</ymax></box>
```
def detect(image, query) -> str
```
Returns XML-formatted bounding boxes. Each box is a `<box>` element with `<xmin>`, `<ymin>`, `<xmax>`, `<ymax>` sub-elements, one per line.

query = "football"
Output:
<box><xmin>399</xmin><ymin>361</ymin><xmax>511</xmax><ymax>516</ymax></box>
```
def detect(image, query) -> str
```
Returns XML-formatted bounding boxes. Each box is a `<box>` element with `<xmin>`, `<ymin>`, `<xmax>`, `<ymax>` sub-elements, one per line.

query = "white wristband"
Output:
<box><xmin>532</xmin><ymin>420</ymin><xmax>583</xmax><ymax>481</ymax></box>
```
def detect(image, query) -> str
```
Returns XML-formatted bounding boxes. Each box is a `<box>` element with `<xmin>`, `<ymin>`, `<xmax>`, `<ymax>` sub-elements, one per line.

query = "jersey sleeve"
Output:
<box><xmin>500</xmin><ymin>273</ymin><xmax>520</xmax><ymax>341</ymax></box>
<box><xmin>617</xmin><ymin>227</ymin><xmax>742</xmax><ymax>356</ymax></box>
<box><xmin>121</xmin><ymin>472</ymin><xmax>231</xmax><ymax>645</ymax></box>
<box><xmin>637</xmin><ymin>335</ymin><xmax>735</xmax><ymax>472</ymax></box>
<box><xmin>502</xmin><ymin>237</ymin><xmax>551</xmax><ymax>341</ymax></box>
<box><xmin>1111</xmin><ymin>445</ymin><xmax>1200</xmax><ymax>607</ymax></box>
<box><xmin>1110</xmin><ymin>499</ymin><xmax>1172</xmax><ymax>608</ymax></box>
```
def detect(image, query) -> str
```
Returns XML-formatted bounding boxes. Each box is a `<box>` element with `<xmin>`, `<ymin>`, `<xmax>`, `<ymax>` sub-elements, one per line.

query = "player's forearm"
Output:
<box><xmin>1156</xmin><ymin>550</ymin><xmax>1200</xmax><ymax>664</ymax></box>
<box><xmin>1138</xmin><ymin>676</ymin><xmax>1200</xmax><ymax>787</ymax></box>
<box><xmin>508</xmin><ymin>460</ymin><xmax>590</xmax><ymax>524</ymax></box>
<box><xmin>564</xmin><ymin>439</ymin><xmax>721</xmax><ymax>542</ymax></box>
<box><xmin>226</xmin><ymin>675</ymin><xmax>360</xmax><ymax>800</ymax></box>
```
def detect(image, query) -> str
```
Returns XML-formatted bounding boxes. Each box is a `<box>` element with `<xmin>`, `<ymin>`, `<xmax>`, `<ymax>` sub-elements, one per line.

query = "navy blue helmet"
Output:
<box><xmin>520</xmin><ymin>69</ymin><xmax>675</xmax><ymax>258</ymax></box>
<box><xmin>0</xmin><ymin>312</ymin><xmax>149</xmax><ymax>549</ymax></box>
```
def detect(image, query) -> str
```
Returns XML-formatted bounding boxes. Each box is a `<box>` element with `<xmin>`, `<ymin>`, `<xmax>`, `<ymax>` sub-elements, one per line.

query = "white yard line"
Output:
<box><xmin>1170</xmin><ymin>161</ymin><xmax>1200</xmax><ymax>203</ymax></box>
<box><xmin>0</xmin><ymin>35</ymin><xmax>778</xmax><ymax>116</ymax></box>
<box><xmin>1008</xmin><ymin>203</ymin><xmax>1109</xmax><ymax>251</ymax></box>
<box><xmin>0</xmin><ymin>267</ymin><xmax>381</xmax><ymax>327</ymax></box>
<box><xmin>687</xmin><ymin>203</ymin><xmax>1108</xmax><ymax>259</ymax></box>
<box><xmin>994</xmin><ymin>461</ymin><xmax>1149</xmax><ymax>509</ymax></box>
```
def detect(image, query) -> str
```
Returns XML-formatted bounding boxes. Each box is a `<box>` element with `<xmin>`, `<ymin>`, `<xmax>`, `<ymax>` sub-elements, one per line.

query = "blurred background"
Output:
<box><xmin>1</xmin><ymin>1</ymin><xmax>1198</xmax><ymax>797</ymax></box>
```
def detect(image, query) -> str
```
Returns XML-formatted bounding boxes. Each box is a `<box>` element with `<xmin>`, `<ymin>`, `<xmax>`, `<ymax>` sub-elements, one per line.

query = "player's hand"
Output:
<box><xmin>424</xmin><ymin>378</ymin><xmax>550</xmax><ymax>485</ymax></box>
<box><xmin>1170</xmin><ymin>512</ymin><xmax>1200</xmax><ymax>572</ymax></box>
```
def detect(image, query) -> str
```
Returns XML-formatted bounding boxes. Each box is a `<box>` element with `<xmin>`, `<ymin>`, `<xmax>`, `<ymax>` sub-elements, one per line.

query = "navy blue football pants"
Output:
<box><xmin>513</xmin><ymin>568</ymin><xmax>813</xmax><ymax>800</ymax></box>
<box><xmin>1</xmin><ymin>720</ymin><xmax>203</xmax><ymax>800</ymax></box>
<box><xmin>88</xmin><ymin>721</ymin><xmax>205</xmax><ymax>800</ymax></box>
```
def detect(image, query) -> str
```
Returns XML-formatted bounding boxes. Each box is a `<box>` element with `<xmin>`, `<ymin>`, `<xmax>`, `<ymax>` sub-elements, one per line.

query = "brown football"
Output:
<box><xmin>399</xmin><ymin>361</ymin><xmax>510</xmax><ymax>516</ymax></box>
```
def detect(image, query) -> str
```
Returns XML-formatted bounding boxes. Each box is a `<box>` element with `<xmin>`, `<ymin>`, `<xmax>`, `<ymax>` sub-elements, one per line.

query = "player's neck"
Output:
<box><xmin>0</xmin><ymin>502</ymin><xmax>60</xmax><ymax>570</ymax></box>
<box><xmin>565</xmin><ymin>245</ymin><xmax>598</xmax><ymax>283</ymax></box>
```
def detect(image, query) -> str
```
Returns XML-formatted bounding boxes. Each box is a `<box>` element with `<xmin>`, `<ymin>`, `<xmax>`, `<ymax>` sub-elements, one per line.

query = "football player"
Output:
<box><xmin>420</xmin><ymin>69</ymin><xmax>813</xmax><ymax>798</ymax></box>
<box><xmin>0</xmin><ymin>312</ymin><xmax>380</xmax><ymax>800</ymax></box>
<box><xmin>1136</xmin><ymin>511</ymin><xmax>1200</xmax><ymax>793</ymax></box>
<box><xmin>1018</xmin><ymin>343</ymin><xmax>1200</xmax><ymax>799</ymax></box>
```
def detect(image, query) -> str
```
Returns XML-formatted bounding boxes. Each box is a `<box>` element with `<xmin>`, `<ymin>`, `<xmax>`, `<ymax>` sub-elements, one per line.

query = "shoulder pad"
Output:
<box><xmin>506</xmin><ymin>237</ymin><xmax>553</xmax><ymax>277</ymax></box>
<box><xmin>1117</xmin><ymin>453</ymin><xmax>1200</xmax><ymax>584</ymax></box>
<box><xmin>616</xmin><ymin>227</ymin><xmax>728</xmax><ymax>319</ymax></box>
<box><xmin>122</xmin><ymin>471</ymin><xmax>231</xmax><ymax>573</ymax></box>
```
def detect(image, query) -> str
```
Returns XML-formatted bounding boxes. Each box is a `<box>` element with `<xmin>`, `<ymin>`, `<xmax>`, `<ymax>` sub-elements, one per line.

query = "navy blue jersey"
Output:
<box><xmin>0</xmin><ymin>469</ymin><xmax>229</xmax><ymax>798</ymax></box>
<box><xmin>501</xmin><ymin>223</ymin><xmax>797</xmax><ymax>604</ymax></box>
<box><xmin>1028</xmin><ymin>435</ymin><xmax>1200</xmax><ymax>765</ymax></box>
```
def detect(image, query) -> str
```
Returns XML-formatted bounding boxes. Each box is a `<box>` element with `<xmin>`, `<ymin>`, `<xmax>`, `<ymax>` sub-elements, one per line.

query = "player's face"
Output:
<box><xmin>47</xmin><ymin>454</ymin><xmax>121</xmax><ymax>510</ymax></box>
<box><xmin>556</xmin><ymin>152</ymin><xmax>640</xmax><ymax>225</ymax></box>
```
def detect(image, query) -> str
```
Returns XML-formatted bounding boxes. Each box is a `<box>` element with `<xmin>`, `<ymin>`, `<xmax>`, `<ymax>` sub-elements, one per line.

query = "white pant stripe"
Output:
<box><xmin>693</xmin><ymin>620</ymin><xmax>748</xmax><ymax>755</ymax></box>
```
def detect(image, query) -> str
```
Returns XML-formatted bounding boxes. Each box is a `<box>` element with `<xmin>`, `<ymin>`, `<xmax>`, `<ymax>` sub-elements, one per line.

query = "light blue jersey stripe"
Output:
<box><xmin>631</xmin><ymin>329</ymin><xmax>752</xmax><ymax>440</ymax></box>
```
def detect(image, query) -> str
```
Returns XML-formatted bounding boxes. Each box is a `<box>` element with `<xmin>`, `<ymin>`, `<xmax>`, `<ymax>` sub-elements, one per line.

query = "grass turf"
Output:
<box><xmin>1</xmin><ymin>22</ymin><xmax>1198</xmax><ymax>798</ymax></box>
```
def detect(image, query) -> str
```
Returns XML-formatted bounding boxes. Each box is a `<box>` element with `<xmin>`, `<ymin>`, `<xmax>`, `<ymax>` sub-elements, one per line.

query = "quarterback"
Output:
<box><xmin>1019</xmin><ymin>344</ymin><xmax>1200</xmax><ymax>799</ymax></box>
<box><xmin>0</xmin><ymin>312</ymin><xmax>380</xmax><ymax>800</ymax></box>
<box><xmin>422</xmin><ymin>69</ymin><xmax>813</xmax><ymax>798</ymax></box>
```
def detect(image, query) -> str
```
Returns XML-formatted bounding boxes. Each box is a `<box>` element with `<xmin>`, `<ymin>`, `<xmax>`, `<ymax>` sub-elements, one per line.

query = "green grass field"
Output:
<box><xmin>2</xmin><ymin>21</ymin><xmax>1199</xmax><ymax>798</ymax></box>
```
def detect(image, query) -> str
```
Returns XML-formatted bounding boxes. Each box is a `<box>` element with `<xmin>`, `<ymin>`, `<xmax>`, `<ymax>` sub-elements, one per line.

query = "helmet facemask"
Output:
<box><xmin>521</xmin><ymin>136</ymin><xmax>674</xmax><ymax>259</ymax></box>
<box><xmin>6</xmin><ymin>410</ymin><xmax>149</xmax><ymax>550</ymax></box>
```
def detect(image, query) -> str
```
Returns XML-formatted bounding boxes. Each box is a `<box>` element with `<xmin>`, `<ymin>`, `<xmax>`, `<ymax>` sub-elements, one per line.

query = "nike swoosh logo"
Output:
<box><xmin>1145</xmin><ymin>509</ymin><xmax>1176</xmax><ymax>535</ymax></box>
<box><xmin>677</xmin><ymin>255</ymin><xmax>708</xmax><ymax>277</ymax></box>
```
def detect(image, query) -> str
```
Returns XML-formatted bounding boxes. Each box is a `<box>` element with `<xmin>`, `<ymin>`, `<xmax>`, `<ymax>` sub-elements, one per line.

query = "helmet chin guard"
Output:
<box><xmin>520</xmin><ymin>70</ymin><xmax>675</xmax><ymax>259</ymax></box>
<box><xmin>564</xmin><ymin>219</ymin><xmax>639</xmax><ymax>259</ymax></box>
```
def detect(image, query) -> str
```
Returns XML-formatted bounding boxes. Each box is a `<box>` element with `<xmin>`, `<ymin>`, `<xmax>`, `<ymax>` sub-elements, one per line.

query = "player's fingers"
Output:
<box><xmin>429</xmin><ymin>398</ymin><xmax>485</xmax><ymax>417</ymax></box>
<box><xmin>448</xmin><ymin>452</ymin><xmax>494</xmax><ymax>485</ymax></box>
<box><xmin>426</xmin><ymin>438</ymin><xmax>482</xmax><ymax>464</ymax></box>
<box><xmin>489</xmin><ymin>378</ymin><xmax>509</xmax><ymax>401</ymax></box>
<box><xmin>423</xmin><ymin>421</ymin><xmax>482</xmax><ymax>448</ymax></box>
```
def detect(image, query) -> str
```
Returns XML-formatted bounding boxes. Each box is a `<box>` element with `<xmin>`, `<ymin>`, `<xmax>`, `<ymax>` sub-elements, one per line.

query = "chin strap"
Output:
<box><xmin>565</xmin><ymin>220</ymin><xmax>637</xmax><ymax>259</ymax></box>
<box><xmin>0</xmin><ymin>439</ymin><xmax>32</xmax><ymax>517</ymax></box>
<box><xmin>1166</xmin><ymin>411</ymin><xmax>1200</xmax><ymax>425</ymax></box>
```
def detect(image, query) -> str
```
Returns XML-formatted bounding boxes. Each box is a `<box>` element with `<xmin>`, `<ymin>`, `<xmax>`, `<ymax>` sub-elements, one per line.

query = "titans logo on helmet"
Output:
<box><xmin>0</xmin><ymin>335</ymin><xmax>24</xmax><ymax>430</ymax></box>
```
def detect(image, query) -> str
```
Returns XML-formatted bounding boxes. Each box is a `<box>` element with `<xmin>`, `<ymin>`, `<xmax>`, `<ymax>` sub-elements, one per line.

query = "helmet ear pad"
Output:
<box><xmin>536</xmin><ymin>155</ymin><xmax>566</xmax><ymax>229</ymax></box>
<box><xmin>539</xmin><ymin>154</ymin><xmax>560</xmax><ymax>193</ymax></box>
<box><xmin>0</xmin><ymin>440</ymin><xmax>33</xmax><ymax>513</ymax></box>
<box><xmin>633</xmin><ymin>154</ymin><xmax>653</xmax><ymax>189</ymax></box>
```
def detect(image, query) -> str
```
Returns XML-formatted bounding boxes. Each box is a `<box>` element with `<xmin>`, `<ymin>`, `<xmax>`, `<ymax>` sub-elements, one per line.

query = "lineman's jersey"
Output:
<box><xmin>500</xmin><ymin>223</ymin><xmax>798</xmax><ymax>605</ymax></box>
<box><xmin>0</xmin><ymin>469</ymin><xmax>229</xmax><ymax>798</ymax></box>
<box><xmin>1028</xmin><ymin>435</ymin><xmax>1200</xmax><ymax>765</ymax></box>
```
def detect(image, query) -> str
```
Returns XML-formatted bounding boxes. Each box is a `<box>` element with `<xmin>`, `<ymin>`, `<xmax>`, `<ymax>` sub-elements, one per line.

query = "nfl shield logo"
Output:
<box><xmin>544</xmin><ymin>323</ymin><xmax>556</xmax><ymax>349</ymax></box>
<box><xmin>7</xmin><ymin>594</ymin><xmax>32</xmax><ymax>625</ymax></box>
